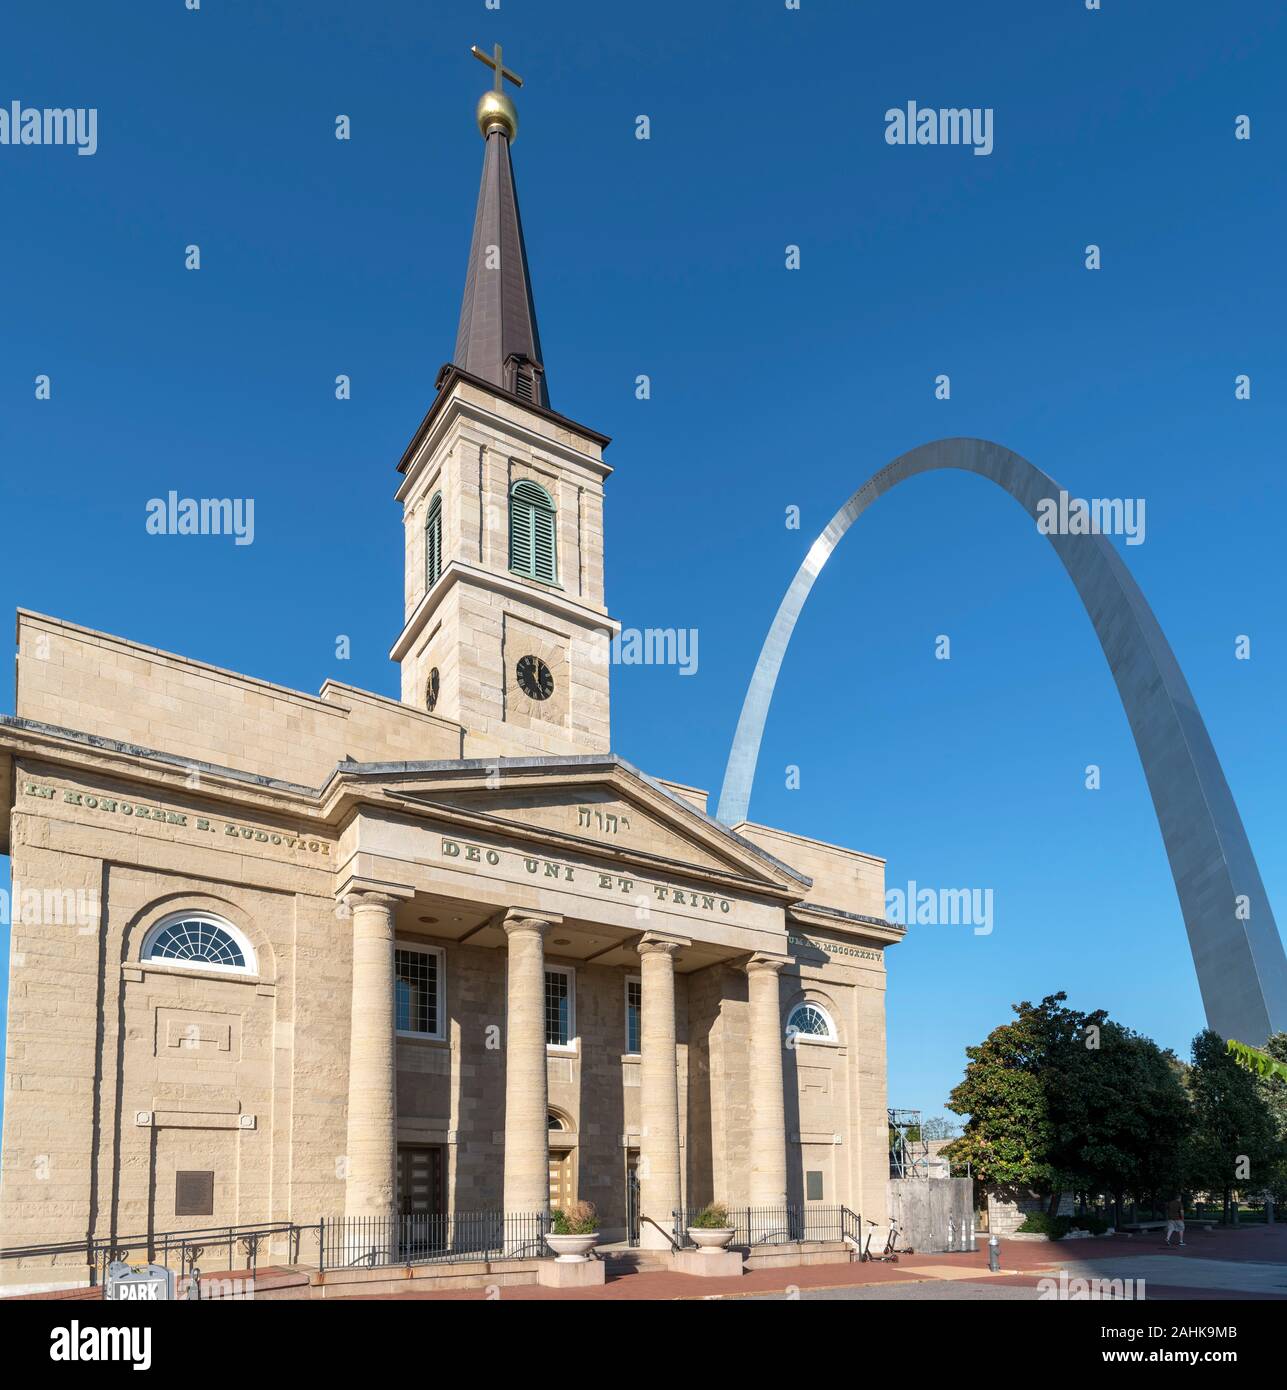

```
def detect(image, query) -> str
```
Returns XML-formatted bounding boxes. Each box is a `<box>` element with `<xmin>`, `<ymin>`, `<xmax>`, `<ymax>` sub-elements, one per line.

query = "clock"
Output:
<box><xmin>516</xmin><ymin>654</ymin><xmax>554</xmax><ymax>701</ymax></box>
<box><xmin>425</xmin><ymin>667</ymin><xmax>440</xmax><ymax>713</ymax></box>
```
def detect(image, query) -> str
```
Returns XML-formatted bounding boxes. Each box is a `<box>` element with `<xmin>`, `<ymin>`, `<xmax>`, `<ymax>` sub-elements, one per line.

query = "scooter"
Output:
<box><xmin>860</xmin><ymin>1218</ymin><xmax>912</xmax><ymax>1262</ymax></box>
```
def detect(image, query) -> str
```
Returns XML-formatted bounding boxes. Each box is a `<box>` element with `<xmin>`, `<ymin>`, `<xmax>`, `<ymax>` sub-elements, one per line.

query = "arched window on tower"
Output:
<box><xmin>509</xmin><ymin>479</ymin><xmax>557</xmax><ymax>584</ymax></box>
<box><xmin>425</xmin><ymin>492</ymin><xmax>443</xmax><ymax>590</ymax></box>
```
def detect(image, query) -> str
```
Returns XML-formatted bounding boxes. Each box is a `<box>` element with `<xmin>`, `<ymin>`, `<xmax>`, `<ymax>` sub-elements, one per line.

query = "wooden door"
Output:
<box><xmin>549</xmin><ymin>1147</ymin><xmax>576</xmax><ymax>1211</ymax></box>
<box><xmin>398</xmin><ymin>1146</ymin><xmax>445</xmax><ymax>1216</ymax></box>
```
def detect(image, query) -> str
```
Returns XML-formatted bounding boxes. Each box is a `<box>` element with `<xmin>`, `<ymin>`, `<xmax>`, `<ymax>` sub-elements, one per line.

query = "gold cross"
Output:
<box><xmin>471</xmin><ymin>43</ymin><xmax>523</xmax><ymax>93</ymax></box>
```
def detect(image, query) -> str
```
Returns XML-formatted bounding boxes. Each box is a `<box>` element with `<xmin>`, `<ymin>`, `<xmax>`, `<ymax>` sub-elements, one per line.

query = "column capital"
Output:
<box><xmin>502</xmin><ymin>907</ymin><xmax>561</xmax><ymax>938</ymax></box>
<box><xmin>746</xmin><ymin>952</ymin><xmax>791</xmax><ymax>976</ymax></box>
<box><xmin>637</xmin><ymin>931</ymin><xmax>690</xmax><ymax>959</ymax></box>
<box><xmin>336</xmin><ymin>875</ymin><xmax>415</xmax><ymax>911</ymax></box>
<box><xmin>344</xmin><ymin>891</ymin><xmax>402</xmax><ymax>912</ymax></box>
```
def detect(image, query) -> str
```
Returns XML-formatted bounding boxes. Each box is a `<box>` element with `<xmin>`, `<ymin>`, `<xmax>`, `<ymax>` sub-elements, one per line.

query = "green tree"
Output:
<box><xmin>945</xmin><ymin>994</ymin><xmax>1192</xmax><ymax>1223</ymax></box>
<box><xmin>1046</xmin><ymin>1024</ymin><xmax>1191</xmax><ymax>1224</ymax></box>
<box><xmin>1253</xmin><ymin>1033</ymin><xmax>1287</xmax><ymax>1203</ymax></box>
<box><xmin>1185</xmin><ymin>1029</ymin><xmax>1278</xmax><ymax>1223</ymax></box>
<box><xmin>943</xmin><ymin>994</ymin><xmax>1085</xmax><ymax>1195</ymax></box>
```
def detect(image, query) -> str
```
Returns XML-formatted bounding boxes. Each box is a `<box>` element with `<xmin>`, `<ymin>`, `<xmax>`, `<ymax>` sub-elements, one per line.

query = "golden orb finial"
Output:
<box><xmin>477</xmin><ymin>89</ymin><xmax>518</xmax><ymax>140</ymax></box>
<box><xmin>470</xmin><ymin>43</ymin><xmax>523</xmax><ymax>141</ymax></box>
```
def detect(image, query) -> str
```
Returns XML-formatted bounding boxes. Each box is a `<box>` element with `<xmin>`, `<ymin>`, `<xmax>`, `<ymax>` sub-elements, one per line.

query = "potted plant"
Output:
<box><xmin>687</xmin><ymin>1202</ymin><xmax>737</xmax><ymax>1252</ymax></box>
<box><xmin>546</xmin><ymin>1200</ymin><xmax>601</xmax><ymax>1262</ymax></box>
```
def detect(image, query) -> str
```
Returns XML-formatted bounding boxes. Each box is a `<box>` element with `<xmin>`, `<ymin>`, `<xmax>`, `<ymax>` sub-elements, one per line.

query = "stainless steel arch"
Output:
<box><xmin>716</xmin><ymin>437</ymin><xmax>1287</xmax><ymax>1043</ymax></box>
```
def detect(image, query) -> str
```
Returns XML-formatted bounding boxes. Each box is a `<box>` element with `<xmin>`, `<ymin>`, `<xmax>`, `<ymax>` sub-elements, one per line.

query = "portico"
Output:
<box><xmin>325</xmin><ymin>754</ymin><xmax>852</xmax><ymax>1244</ymax></box>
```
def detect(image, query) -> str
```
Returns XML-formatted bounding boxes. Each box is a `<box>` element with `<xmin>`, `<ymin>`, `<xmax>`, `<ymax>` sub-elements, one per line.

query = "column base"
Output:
<box><xmin>536</xmin><ymin>1257</ymin><xmax>607</xmax><ymax>1289</ymax></box>
<box><xmin>672</xmin><ymin>1249</ymin><xmax>745</xmax><ymax>1278</ymax></box>
<box><xmin>639</xmin><ymin>1224</ymin><xmax>675</xmax><ymax>1251</ymax></box>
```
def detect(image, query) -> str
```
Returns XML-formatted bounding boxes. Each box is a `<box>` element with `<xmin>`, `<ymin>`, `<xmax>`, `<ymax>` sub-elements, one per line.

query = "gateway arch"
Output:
<box><xmin>716</xmin><ymin>437</ymin><xmax>1287</xmax><ymax>1044</ymax></box>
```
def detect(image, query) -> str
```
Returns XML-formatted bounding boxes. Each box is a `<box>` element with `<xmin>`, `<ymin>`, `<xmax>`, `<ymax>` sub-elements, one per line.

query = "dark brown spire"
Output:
<box><xmin>453</xmin><ymin>79</ymin><xmax>549</xmax><ymax>410</ymax></box>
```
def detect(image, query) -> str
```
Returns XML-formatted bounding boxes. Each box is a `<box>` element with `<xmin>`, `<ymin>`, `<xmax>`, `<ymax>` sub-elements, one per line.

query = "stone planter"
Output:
<box><xmin>545</xmin><ymin>1232</ymin><xmax>601</xmax><ymax>1263</ymax></box>
<box><xmin>687</xmin><ymin>1227</ymin><xmax>737</xmax><ymax>1253</ymax></box>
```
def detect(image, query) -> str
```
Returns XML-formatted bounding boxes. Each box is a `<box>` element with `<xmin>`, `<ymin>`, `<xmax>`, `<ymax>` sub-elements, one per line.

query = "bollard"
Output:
<box><xmin>188</xmin><ymin>1267</ymin><xmax>201</xmax><ymax>1301</ymax></box>
<box><xmin>988</xmin><ymin>1235</ymin><xmax>1000</xmax><ymax>1272</ymax></box>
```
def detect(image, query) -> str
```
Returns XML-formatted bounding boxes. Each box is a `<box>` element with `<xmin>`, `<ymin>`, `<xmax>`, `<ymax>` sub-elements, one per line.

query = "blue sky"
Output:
<box><xmin>1</xmin><ymin>1</ymin><xmax>1285</xmax><ymax>1128</ymax></box>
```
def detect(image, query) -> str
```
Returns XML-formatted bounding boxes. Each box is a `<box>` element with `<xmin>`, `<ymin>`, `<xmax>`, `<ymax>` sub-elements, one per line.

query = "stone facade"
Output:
<box><xmin>0</xmin><ymin>588</ymin><xmax>903</xmax><ymax>1279</ymax></box>
<box><xmin>0</xmin><ymin>85</ymin><xmax>906</xmax><ymax>1287</ymax></box>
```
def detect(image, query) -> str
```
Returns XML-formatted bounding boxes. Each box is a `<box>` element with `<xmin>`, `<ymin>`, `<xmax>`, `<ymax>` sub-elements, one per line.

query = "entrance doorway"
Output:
<box><xmin>397</xmin><ymin>1145</ymin><xmax>445</xmax><ymax>1256</ymax></box>
<box><xmin>398</xmin><ymin>1145</ymin><xmax>445</xmax><ymax>1217</ymax></box>
<box><xmin>549</xmin><ymin>1147</ymin><xmax>576</xmax><ymax>1211</ymax></box>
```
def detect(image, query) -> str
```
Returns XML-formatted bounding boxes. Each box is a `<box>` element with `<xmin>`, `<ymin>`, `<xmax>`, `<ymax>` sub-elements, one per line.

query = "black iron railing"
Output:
<box><xmin>319</xmin><ymin>1210</ymin><xmax>547</xmax><ymax>1271</ymax></box>
<box><xmin>0</xmin><ymin>1221</ymin><xmax>305</xmax><ymax>1287</ymax></box>
<box><xmin>672</xmin><ymin>1204</ymin><xmax>860</xmax><ymax>1249</ymax></box>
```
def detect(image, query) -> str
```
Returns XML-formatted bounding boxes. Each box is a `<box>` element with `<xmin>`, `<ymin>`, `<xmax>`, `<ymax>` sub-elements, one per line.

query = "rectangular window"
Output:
<box><xmin>806</xmin><ymin>1170</ymin><xmax>825</xmax><ymax>1202</ymax></box>
<box><xmin>625</xmin><ymin>975</ymin><xmax>641</xmax><ymax>1054</ymax></box>
<box><xmin>395</xmin><ymin>944</ymin><xmax>445</xmax><ymax>1039</ymax></box>
<box><xmin>545</xmin><ymin>966</ymin><xmax>575</xmax><ymax>1049</ymax></box>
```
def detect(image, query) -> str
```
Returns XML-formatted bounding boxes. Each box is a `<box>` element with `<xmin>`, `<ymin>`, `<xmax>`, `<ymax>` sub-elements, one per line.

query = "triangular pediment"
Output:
<box><xmin>330</xmin><ymin>756</ymin><xmax>806</xmax><ymax>898</ymax></box>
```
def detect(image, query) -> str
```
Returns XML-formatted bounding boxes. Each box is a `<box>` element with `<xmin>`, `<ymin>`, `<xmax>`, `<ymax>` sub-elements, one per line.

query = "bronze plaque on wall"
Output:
<box><xmin>175</xmin><ymin>1170</ymin><xmax>215</xmax><ymax>1217</ymax></box>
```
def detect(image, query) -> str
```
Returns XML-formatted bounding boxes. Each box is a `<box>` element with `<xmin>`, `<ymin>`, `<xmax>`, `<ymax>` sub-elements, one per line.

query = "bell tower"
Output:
<box><xmin>389</xmin><ymin>44</ymin><xmax>617</xmax><ymax>760</ymax></box>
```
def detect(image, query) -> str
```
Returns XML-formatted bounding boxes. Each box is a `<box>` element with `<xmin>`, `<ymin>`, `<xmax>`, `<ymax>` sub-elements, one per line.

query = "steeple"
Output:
<box><xmin>453</xmin><ymin>44</ymin><xmax>550</xmax><ymax>410</ymax></box>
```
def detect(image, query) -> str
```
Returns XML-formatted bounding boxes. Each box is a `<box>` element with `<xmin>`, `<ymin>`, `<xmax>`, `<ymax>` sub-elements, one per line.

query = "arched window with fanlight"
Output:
<box><xmin>424</xmin><ymin>491</ymin><xmax>443</xmax><ymax>590</ymax></box>
<box><xmin>786</xmin><ymin>1001</ymin><xmax>838</xmax><ymax>1045</ymax></box>
<box><xmin>141</xmin><ymin>911</ymin><xmax>256</xmax><ymax>976</ymax></box>
<box><xmin>509</xmin><ymin>479</ymin><xmax>557</xmax><ymax>584</ymax></box>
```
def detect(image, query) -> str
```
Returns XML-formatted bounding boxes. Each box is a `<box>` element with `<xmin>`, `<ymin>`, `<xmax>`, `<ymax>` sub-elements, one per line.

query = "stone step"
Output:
<box><xmin>601</xmin><ymin>1251</ymin><xmax>672</xmax><ymax>1274</ymax></box>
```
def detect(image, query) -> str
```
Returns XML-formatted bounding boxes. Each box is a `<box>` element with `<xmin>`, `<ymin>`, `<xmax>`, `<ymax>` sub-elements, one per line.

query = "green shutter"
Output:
<box><xmin>509</xmin><ymin>480</ymin><xmax>556</xmax><ymax>583</ymax></box>
<box><xmin>425</xmin><ymin>493</ymin><xmax>443</xmax><ymax>588</ymax></box>
<box><xmin>532</xmin><ymin>505</ymin><xmax>556</xmax><ymax>582</ymax></box>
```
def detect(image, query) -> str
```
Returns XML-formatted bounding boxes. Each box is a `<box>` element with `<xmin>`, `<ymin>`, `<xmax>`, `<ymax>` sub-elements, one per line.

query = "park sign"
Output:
<box><xmin>105</xmin><ymin>1261</ymin><xmax>174</xmax><ymax>1301</ymax></box>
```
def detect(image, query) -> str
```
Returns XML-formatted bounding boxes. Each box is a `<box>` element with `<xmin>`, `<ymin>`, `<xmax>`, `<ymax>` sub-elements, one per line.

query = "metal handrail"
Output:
<box><xmin>1</xmin><ymin>1220</ymin><xmax>305</xmax><ymax>1286</ymax></box>
<box><xmin>640</xmin><ymin>1215</ymin><xmax>681</xmax><ymax>1253</ymax></box>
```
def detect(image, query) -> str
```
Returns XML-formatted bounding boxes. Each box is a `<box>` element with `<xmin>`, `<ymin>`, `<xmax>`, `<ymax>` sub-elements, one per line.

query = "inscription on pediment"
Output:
<box><xmin>422</xmin><ymin>787</ymin><xmax>736</xmax><ymax>875</ymax></box>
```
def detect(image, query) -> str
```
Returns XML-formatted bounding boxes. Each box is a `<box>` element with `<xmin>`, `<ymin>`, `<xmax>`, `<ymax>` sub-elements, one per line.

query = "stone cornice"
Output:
<box><xmin>388</xmin><ymin>559</ymin><xmax>619</xmax><ymax>664</ymax></box>
<box><xmin>788</xmin><ymin>900</ymin><xmax>906</xmax><ymax>949</ymax></box>
<box><xmin>395</xmin><ymin>366</ymin><xmax>611</xmax><ymax>494</ymax></box>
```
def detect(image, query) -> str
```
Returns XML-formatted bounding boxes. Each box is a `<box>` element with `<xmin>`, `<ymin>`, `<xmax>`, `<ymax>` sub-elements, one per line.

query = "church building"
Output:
<box><xmin>0</xmin><ymin>49</ymin><xmax>902</xmax><ymax>1287</ymax></box>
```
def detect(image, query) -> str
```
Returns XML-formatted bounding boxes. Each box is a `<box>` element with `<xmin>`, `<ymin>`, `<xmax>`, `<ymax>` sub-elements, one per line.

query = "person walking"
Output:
<box><xmin>1163</xmin><ymin>1195</ymin><xmax>1186</xmax><ymax>1247</ymax></box>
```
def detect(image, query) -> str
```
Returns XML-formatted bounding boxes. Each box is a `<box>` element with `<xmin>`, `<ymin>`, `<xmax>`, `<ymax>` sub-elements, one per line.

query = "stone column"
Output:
<box><xmin>344</xmin><ymin>892</ymin><xmax>399</xmax><ymax>1225</ymax></box>
<box><xmin>638</xmin><ymin>934</ymin><xmax>684</xmax><ymax>1247</ymax></box>
<box><xmin>746</xmin><ymin>955</ymin><xmax>790</xmax><ymax>1209</ymax></box>
<box><xmin>502</xmin><ymin>912</ymin><xmax>551</xmax><ymax>1219</ymax></box>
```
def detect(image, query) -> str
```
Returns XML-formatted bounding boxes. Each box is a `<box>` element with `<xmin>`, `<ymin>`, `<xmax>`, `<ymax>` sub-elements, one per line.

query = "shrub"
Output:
<box><xmin>1016</xmin><ymin>1212</ymin><xmax>1071</xmax><ymax>1239</ymax></box>
<box><xmin>549</xmin><ymin>1200</ymin><xmax>598</xmax><ymax>1235</ymax></box>
<box><xmin>690</xmin><ymin>1202</ymin><xmax>732</xmax><ymax>1229</ymax></box>
<box><xmin>1016</xmin><ymin>1211</ymin><xmax>1111</xmax><ymax>1239</ymax></box>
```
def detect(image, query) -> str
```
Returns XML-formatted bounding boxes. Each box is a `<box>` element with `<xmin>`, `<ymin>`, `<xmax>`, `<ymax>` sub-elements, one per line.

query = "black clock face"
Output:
<box><xmin>516</xmin><ymin>654</ymin><xmax>554</xmax><ymax>701</ymax></box>
<box><xmin>425</xmin><ymin>667</ymin><xmax>440</xmax><ymax>712</ymax></box>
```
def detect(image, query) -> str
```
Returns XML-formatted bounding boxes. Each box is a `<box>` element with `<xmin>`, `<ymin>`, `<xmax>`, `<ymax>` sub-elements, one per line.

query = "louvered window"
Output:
<box><xmin>509</xmin><ymin>479</ymin><xmax>557</xmax><ymax>584</ymax></box>
<box><xmin>425</xmin><ymin>492</ymin><xmax>443</xmax><ymax>589</ymax></box>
